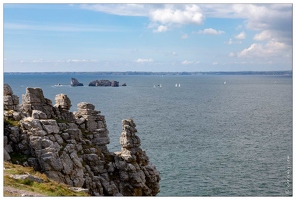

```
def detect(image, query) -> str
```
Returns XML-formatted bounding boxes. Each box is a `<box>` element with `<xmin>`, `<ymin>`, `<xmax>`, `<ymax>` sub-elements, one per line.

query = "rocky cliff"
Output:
<box><xmin>3</xmin><ymin>84</ymin><xmax>160</xmax><ymax>196</ymax></box>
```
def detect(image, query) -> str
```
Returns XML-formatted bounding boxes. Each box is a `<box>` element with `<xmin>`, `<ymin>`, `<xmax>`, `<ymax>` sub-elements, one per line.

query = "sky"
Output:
<box><xmin>2</xmin><ymin>3</ymin><xmax>293</xmax><ymax>72</ymax></box>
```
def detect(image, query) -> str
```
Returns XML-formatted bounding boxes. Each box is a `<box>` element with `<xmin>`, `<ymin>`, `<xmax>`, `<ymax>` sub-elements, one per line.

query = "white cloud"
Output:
<box><xmin>253</xmin><ymin>30</ymin><xmax>272</xmax><ymax>41</ymax></box>
<box><xmin>231</xmin><ymin>4</ymin><xmax>292</xmax><ymax>44</ymax></box>
<box><xmin>80</xmin><ymin>4</ymin><xmax>148</xmax><ymax>16</ymax></box>
<box><xmin>235</xmin><ymin>32</ymin><xmax>246</xmax><ymax>40</ymax></box>
<box><xmin>181</xmin><ymin>34</ymin><xmax>188</xmax><ymax>39</ymax></box>
<box><xmin>81</xmin><ymin>4</ymin><xmax>204</xmax><ymax>33</ymax></box>
<box><xmin>181</xmin><ymin>60</ymin><xmax>194</xmax><ymax>65</ymax></box>
<box><xmin>237</xmin><ymin>39</ymin><xmax>288</xmax><ymax>58</ymax></box>
<box><xmin>195</xmin><ymin>28</ymin><xmax>225</xmax><ymax>35</ymax></box>
<box><xmin>227</xmin><ymin>38</ymin><xmax>233</xmax><ymax>44</ymax></box>
<box><xmin>213</xmin><ymin>62</ymin><xmax>218</xmax><ymax>65</ymax></box>
<box><xmin>189</xmin><ymin>4</ymin><xmax>291</xmax><ymax>44</ymax></box>
<box><xmin>134</xmin><ymin>58</ymin><xmax>154</xmax><ymax>63</ymax></box>
<box><xmin>79</xmin><ymin>4</ymin><xmax>292</xmax><ymax>43</ymax></box>
<box><xmin>153</xmin><ymin>25</ymin><xmax>168</xmax><ymax>33</ymax></box>
<box><xmin>149</xmin><ymin>4</ymin><xmax>203</xmax><ymax>25</ymax></box>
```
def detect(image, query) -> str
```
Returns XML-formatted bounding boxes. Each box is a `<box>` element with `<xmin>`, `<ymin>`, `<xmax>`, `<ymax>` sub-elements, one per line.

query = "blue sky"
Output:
<box><xmin>3</xmin><ymin>3</ymin><xmax>293</xmax><ymax>72</ymax></box>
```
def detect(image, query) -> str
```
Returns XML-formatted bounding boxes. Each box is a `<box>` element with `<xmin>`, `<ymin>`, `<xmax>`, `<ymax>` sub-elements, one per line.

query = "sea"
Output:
<box><xmin>3</xmin><ymin>73</ymin><xmax>293</xmax><ymax>196</ymax></box>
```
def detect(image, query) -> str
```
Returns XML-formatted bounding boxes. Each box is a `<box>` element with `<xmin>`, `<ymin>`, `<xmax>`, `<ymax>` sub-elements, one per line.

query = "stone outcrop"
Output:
<box><xmin>71</xmin><ymin>78</ymin><xmax>83</xmax><ymax>86</ymax></box>
<box><xmin>3</xmin><ymin>84</ymin><xmax>160</xmax><ymax>196</ymax></box>
<box><xmin>88</xmin><ymin>80</ymin><xmax>119</xmax><ymax>87</ymax></box>
<box><xmin>54</xmin><ymin>94</ymin><xmax>75</xmax><ymax>122</ymax></box>
<box><xmin>4</xmin><ymin>84</ymin><xmax>19</xmax><ymax>111</ymax></box>
<box><xmin>115</xmin><ymin>119</ymin><xmax>160</xmax><ymax>195</ymax></box>
<box><xmin>20</xmin><ymin>87</ymin><xmax>56</xmax><ymax>119</ymax></box>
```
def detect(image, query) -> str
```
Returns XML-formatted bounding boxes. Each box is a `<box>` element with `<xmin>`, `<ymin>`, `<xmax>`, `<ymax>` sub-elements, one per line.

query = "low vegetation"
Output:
<box><xmin>4</xmin><ymin>162</ymin><xmax>89</xmax><ymax>197</ymax></box>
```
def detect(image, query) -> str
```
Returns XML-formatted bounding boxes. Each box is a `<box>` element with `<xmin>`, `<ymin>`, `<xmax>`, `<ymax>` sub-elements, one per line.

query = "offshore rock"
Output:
<box><xmin>71</xmin><ymin>78</ymin><xmax>83</xmax><ymax>86</ymax></box>
<box><xmin>111</xmin><ymin>81</ymin><xmax>119</xmax><ymax>87</ymax></box>
<box><xmin>88</xmin><ymin>80</ymin><xmax>119</xmax><ymax>87</ymax></box>
<box><xmin>3</xmin><ymin>84</ymin><xmax>160</xmax><ymax>196</ymax></box>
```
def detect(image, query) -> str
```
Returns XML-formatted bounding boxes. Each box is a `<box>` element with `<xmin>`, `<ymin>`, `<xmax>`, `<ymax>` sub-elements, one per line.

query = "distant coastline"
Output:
<box><xmin>3</xmin><ymin>70</ymin><xmax>292</xmax><ymax>76</ymax></box>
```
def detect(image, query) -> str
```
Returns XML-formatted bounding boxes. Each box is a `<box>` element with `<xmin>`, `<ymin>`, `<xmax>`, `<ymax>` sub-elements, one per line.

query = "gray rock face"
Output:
<box><xmin>3</xmin><ymin>84</ymin><xmax>160</xmax><ymax>196</ymax></box>
<box><xmin>3</xmin><ymin>83</ymin><xmax>19</xmax><ymax>111</ymax></box>
<box><xmin>71</xmin><ymin>78</ymin><xmax>83</xmax><ymax>86</ymax></box>
<box><xmin>20</xmin><ymin>87</ymin><xmax>55</xmax><ymax>119</ymax></box>
<box><xmin>4</xmin><ymin>84</ymin><xmax>13</xmax><ymax>96</ymax></box>
<box><xmin>54</xmin><ymin>94</ymin><xmax>72</xmax><ymax>111</ymax></box>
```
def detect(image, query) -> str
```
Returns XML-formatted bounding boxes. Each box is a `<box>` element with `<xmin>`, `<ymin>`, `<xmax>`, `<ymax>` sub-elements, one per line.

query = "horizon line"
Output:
<box><xmin>3</xmin><ymin>70</ymin><xmax>292</xmax><ymax>74</ymax></box>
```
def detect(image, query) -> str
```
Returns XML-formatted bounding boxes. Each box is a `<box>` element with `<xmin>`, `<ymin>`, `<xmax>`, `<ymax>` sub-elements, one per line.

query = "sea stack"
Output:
<box><xmin>71</xmin><ymin>78</ymin><xmax>84</xmax><ymax>86</ymax></box>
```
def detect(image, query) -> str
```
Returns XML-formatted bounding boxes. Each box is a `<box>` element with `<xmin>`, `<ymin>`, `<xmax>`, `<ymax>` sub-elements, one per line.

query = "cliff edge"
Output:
<box><xmin>3</xmin><ymin>84</ymin><xmax>160</xmax><ymax>196</ymax></box>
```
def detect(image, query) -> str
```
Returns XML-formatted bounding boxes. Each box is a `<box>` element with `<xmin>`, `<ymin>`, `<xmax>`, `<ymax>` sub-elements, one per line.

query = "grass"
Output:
<box><xmin>55</xmin><ymin>118</ymin><xmax>68</xmax><ymax>123</ymax></box>
<box><xmin>4</xmin><ymin>162</ymin><xmax>89</xmax><ymax>197</ymax></box>
<box><xmin>4</xmin><ymin>118</ymin><xmax>20</xmax><ymax>127</ymax></box>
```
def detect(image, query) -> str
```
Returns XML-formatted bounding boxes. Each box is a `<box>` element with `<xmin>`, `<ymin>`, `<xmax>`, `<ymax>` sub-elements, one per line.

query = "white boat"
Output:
<box><xmin>224</xmin><ymin>81</ymin><xmax>226</xmax><ymax>85</ymax></box>
<box><xmin>175</xmin><ymin>84</ymin><xmax>178</xmax><ymax>87</ymax></box>
<box><xmin>178</xmin><ymin>83</ymin><xmax>181</xmax><ymax>87</ymax></box>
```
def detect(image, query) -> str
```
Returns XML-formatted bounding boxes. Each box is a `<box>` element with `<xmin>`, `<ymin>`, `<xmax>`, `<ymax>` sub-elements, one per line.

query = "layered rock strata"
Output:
<box><xmin>3</xmin><ymin>84</ymin><xmax>160</xmax><ymax>196</ymax></box>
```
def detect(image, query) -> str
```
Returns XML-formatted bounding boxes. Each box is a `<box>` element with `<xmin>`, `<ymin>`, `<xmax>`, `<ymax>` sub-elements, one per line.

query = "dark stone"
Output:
<box><xmin>111</xmin><ymin>81</ymin><xmax>119</xmax><ymax>87</ymax></box>
<box><xmin>122</xmin><ymin>83</ymin><xmax>127</xmax><ymax>86</ymax></box>
<box><xmin>71</xmin><ymin>78</ymin><xmax>84</xmax><ymax>86</ymax></box>
<box><xmin>89</xmin><ymin>80</ymin><xmax>119</xmax><ymax>87</ymax></box>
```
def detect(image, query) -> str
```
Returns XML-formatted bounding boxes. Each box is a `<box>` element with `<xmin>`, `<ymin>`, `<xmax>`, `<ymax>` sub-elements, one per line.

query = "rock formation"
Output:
<box><xmin>71</xmin><ymin>78</ymin><xmax>83</xmax><ymax>86</ymax></box>
<box><xmin>4</xmin><ymin>84</ymin><xmax>19</xmax><ymax>111</ymax></box>
<box><xmin>122</xmin><ymin>83</ymin><xmax>127</xmax><ymax>86</ymax></box>
<box><xmin>3</xmin><ymin>84</ymin><xmax>160</xmax><ymax>196</ymax></box>
<box><xmin>111</xmin><ymin>81</ymin><xmax>119</xmax><ymax>87</ymax></box>
<box><xmin>88</xmin><ymin>80</ymin><xmax>119</xmax><ymax>87</ymax></box>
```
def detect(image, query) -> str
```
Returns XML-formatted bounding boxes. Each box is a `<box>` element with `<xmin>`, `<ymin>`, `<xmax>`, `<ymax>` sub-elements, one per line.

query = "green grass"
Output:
<box><xmin>4</xmin><ymin>118</ymin><xmax>20</xmax><ymax>127</ymax></box>
<box><xmin>4</xmin><ymin>162</ymin><xmax>89</xmax><ymax>197</ymax></box>
<box><xmin>55</xmin><ymin>118</ymin><xmax>68</xmax><ymax>123</ymax></box>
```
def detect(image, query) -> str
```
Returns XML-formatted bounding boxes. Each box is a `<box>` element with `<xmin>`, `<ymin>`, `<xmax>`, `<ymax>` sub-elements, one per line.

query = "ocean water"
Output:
<box><xmin>4</xmin><ymin>73</ymin><xmax>293</xmax><ymax>196</ymax></box>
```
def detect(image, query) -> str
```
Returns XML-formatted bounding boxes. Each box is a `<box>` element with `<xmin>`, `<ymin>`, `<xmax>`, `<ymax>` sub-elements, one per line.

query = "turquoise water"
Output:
<box><xmin>4</xmin><ymin>73</ymin><xmax>293</xmax><ymax>196</ymax></box>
